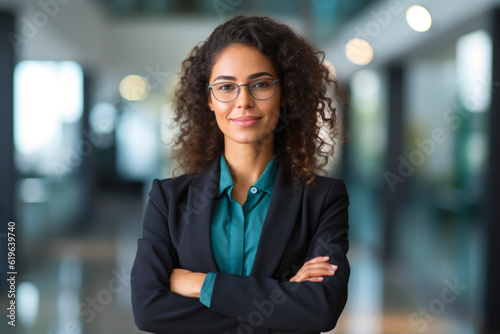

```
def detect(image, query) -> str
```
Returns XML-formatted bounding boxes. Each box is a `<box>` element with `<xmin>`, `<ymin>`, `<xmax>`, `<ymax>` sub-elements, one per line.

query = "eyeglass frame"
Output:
<box><xmin>207</xmin><ymin>78</ymin><xmax>281</xmax><ymax>103</ymax></box>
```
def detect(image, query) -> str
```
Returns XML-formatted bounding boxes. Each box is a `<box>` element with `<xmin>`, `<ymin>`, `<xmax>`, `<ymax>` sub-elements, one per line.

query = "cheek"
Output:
<box><xmin>265</xmin><ymin>103</ymin><xmax>281</xmax><ymax>126</ymax></box>
<box><xmin>212</xmin><ymin>101</ymin><xmax>229</xmax><ymax>115</ymax></box>
<box><xmin>213</xmin><ymin>109</ymin><xmax>230</xmax><ymax>129</ymax></box>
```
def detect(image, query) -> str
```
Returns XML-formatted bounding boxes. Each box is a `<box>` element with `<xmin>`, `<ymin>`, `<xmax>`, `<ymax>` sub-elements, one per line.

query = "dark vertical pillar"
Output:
<box><xmin>339</xmin><ymin>83</ymin><xmax>351</xmax><ymax>181</ymax></box>
<box><xmin>80</xmin><ymin>72</ymin><xmax>95</xmax><ymax>227</ymax></box>
<box><xmin>384</xmin><ymin>65</ymin><xmax>404</xmax><ymax>263</ymax></box>
<box><xmin>0</xmin><ymin>11</ymin><xmax>16</xmax><ymax>289</ymax></box>
<box><xmin>483</xmin><ymin>8</ymin><xmax>500</xmax><ymax>334</ymax></box>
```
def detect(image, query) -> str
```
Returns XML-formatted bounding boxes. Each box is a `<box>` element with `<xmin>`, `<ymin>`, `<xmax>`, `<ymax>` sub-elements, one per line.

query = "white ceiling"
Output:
<box><xmin>322</xmin><ymin>0</ymin><xmax>500</xmax><ymax>79</ymax></box>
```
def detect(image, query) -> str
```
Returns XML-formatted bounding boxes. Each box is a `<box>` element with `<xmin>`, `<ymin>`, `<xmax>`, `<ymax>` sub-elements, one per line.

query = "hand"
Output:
<box><xmin>289</xmin><ymin>256</ymin><xmax>338</xmax><ymax>282</ymax></box>
<box><xmin>169</xmin><ymin>268</ymin><xmax>207</xmax><ymax>298</ymax></box>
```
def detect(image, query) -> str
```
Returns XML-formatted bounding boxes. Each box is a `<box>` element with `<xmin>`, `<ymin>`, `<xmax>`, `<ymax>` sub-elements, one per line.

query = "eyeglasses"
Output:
<box><xmin>208</xmin><ymin>78</ymin><xmax>281</xmax><ymax>103</ymax></box>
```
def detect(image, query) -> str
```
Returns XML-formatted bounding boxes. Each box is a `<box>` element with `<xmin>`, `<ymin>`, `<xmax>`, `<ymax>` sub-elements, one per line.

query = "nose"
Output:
<box><xmin>235</xmin><ymin>85</ymin><xmax>254</xmax><ymax>108</ymax></box>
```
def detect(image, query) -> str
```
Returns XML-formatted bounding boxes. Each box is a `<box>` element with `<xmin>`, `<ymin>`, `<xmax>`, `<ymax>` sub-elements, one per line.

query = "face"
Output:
<box><xmin>208</xmin><ymin>44</ymin><xmax>284</xmax><ymax>147</ymax></box>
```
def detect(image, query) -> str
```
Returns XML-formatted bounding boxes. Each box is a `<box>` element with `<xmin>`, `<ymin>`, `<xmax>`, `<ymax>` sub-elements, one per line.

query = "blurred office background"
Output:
<box><xmin>0</xmin><ymin>0</ymin><xmax>499</xmax><ymax>333</ymax></box>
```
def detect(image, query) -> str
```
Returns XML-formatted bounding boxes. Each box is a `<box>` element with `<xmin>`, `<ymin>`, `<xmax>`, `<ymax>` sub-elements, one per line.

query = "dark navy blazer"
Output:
<box><xmin>131</xmin><ymin>155</ymin><xmax>350</xmax><ymax>334</ymax></box>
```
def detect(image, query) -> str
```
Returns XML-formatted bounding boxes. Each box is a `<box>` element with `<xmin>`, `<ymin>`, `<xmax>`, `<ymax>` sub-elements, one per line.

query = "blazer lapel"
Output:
<box><xmin>250</xmin><ymin>161</ymin><xmax>304</xmax><ymax>277</ymax></box>
<box><xmin>183</xmin><ymin>157</ymin><xmax>221</xmax><ymax>273</ymax></box>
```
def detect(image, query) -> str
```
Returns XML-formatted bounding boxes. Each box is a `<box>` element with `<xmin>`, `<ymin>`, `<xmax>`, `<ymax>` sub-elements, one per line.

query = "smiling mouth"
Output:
<box><xmin>231</xmin><ymin>116</ymin><xmax>263</xmax><ymax>128</ymax></box>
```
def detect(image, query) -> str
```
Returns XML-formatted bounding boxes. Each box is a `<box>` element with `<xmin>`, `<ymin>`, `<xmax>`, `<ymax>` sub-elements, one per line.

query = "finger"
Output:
<box><xmin>300</xmin><ymin>264</ymin><xmax>337</xmax><ymax>277</ymax></box>
<box><xmin>296</xmin><ymin>275</ymin><xmax>329</xmax><ymax>283</ymax></box>
<box><xmin>305</xmin><ymin>276</ymin><xmax>324</xmax><ymax>282</ymax></box>
<box><xmin>291</xmin><ymin>268</ymin><xmax>336</xmax><ymax>282</ymax></box>
<box><xmin>302</xmin><ymin>268</ymin><xmax>336</xmax><ymax>278</ymax></box>
<box><xmin>295</xmin><ymin>257</ymin><xmax>329</xmax><ymax>275</ymax></box>
<box><xmin>301</xmin><ymin>262</ymin><xmax>338</xmax><ymax>270</ymax></box>
<box><xmin>304</xmin><ymin>256</ymin><xmax>330</xmax><ymax>265</ymax></box>
<box><xmin>293</xmin><ymin>260</ymin><xmax>336</xmax><ymax>280</ymax></box>
<box><xmin>298</xmin><ymin>263</ymin><xmax>338</xmax><ymax>276</ymax></box>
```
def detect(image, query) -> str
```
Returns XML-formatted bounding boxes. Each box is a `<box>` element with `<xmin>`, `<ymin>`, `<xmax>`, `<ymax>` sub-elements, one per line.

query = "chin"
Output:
<box><xmin>230</xmin><ymin>132</ymin><xmax>274</xmax><ymax>145</ymax></box>
<box><xmin>232</xmin><ymin>136</ymin><xmax>260</xmax><ymax>144</ymax></box>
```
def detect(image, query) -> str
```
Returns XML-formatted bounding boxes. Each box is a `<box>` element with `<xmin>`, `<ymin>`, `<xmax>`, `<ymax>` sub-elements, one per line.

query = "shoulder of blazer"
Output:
<box><xmin>304</xmin><ymin>175</ymin><xmax>345</xmax><ymax>195</ymax></box>
<box><xmin>302</xmin><ymin>176</ymin><xmax>349</xmax><ymax>210</ymax></box>
<box><xmin>148</xmin><ymin>156</ymin><xmax>222</xmax><ymax>209</ymax></box>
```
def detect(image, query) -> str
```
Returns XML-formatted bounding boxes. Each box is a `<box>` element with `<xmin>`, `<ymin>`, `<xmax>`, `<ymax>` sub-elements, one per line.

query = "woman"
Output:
<box><xmin>131</xmin><ymin>15</ymin><xmax>350</xmax><ymax>334</ymax></box>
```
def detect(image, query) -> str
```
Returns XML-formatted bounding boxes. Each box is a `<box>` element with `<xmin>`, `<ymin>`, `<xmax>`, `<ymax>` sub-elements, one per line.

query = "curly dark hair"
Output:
<box><xmin>171</xmin><ymin>15</ymin><xmax>349</xmax><ymax>187</ymax></box>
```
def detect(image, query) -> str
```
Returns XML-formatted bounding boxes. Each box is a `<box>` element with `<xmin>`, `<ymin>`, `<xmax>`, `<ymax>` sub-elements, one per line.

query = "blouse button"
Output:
<box><xmin>250</xmin><ymin>187</ymin><xmax>258</xmax><ymax>194</ymax></box>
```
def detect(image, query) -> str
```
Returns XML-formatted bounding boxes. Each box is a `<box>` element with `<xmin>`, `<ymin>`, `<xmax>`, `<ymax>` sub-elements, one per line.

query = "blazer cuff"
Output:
<box><xmin>199</xmin><ymin>272</ymin><xmax>217</xmax><ymax>307</ymax></box>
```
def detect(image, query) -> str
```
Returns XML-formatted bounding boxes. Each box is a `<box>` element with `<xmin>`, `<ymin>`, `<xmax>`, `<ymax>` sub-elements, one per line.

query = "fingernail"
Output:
<box><xmin>328</xmin><ymin>270</ymin><xmax>335</xmax><ymax>273</ymax></box>
<box><xmin>323</xmin><ymin>256</ymin><xmax>330</xmax><ymax>259</ymax></box>
<box><xmin>330</xmin><ymin>265</ymin><xmax>337</xmax><ymax>269</ymax></box>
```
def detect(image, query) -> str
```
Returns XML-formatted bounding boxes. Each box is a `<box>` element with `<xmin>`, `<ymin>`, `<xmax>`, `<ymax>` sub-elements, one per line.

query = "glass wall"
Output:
<box><xmin>389</xmin><ymin>29</ymin><xmax>491</xmax><ymax>333</ymax></box>
<box><xmin>343</xmin><ymin>20</ymin><xmax>492</xmax><ymax>334</ymax></box>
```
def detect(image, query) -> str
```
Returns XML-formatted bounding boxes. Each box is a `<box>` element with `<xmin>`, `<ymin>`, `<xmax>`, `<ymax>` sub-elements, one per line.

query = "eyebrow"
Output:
<box><xmin>213</xmin><ymin>72</ymin><xmax>275</xmax><ymax>82</ymax></box>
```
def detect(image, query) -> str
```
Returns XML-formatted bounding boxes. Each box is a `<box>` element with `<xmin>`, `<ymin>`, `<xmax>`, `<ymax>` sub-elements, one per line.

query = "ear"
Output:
<box><xmin>208</xmin><ymin>94</ymin><xmax>214</xmax><ymax>111</ymax></box>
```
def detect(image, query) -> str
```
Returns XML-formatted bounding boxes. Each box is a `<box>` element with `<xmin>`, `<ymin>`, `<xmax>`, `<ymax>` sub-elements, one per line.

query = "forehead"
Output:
<box><xmin>210</xmin><ymin>44</ymin><xmax>278</xmax><ymax>80</ymax></box>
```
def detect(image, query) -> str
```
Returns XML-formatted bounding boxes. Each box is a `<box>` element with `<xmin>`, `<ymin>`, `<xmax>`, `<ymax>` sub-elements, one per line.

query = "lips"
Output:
<box><xmin>230</xmin><ymin>116</ymin><xmax>263</xmax><ymax>128</ymax></box>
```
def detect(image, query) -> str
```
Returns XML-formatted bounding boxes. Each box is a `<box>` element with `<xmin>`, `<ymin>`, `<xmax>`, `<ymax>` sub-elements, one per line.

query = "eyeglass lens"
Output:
<box><xmin>212</xmin><ymin>78</ymin><xmax>277</xmax><ymax>102</ymax></box>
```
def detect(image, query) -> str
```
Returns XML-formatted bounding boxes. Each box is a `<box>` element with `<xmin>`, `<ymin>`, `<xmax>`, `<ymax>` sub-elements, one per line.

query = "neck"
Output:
<box><xmin>223</xmin><ymin>139</ymin><xmax>274</xmax><ymax>187</ymax></box>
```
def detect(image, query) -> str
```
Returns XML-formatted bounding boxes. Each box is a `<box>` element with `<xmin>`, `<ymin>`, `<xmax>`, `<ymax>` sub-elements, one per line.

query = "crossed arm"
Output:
<box><xmin>169</xmin><ymin>256</ymin><xmax>339</xmax><ymax>299</ymax></box>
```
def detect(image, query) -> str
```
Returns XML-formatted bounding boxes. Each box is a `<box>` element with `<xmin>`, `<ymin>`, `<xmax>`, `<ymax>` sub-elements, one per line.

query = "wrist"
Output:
<box><xmin>193</xmin><ymin>273</ymin><xmax>207</xmax><ymax>298</ymax></box>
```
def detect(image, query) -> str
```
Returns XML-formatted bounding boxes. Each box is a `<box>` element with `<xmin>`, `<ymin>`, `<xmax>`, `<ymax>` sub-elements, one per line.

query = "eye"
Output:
<box><xmin>252</xmin><ymin>80</ymin><xmax>271</xmax><ymax>90</ymax></box>
<box><xmin>217</xmin><ymin>83</ymin><xmax>237</xmax><ymax>92</ymax></box>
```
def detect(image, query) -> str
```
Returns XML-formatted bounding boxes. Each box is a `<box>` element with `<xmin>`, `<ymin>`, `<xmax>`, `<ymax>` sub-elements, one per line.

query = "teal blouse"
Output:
<box><xmin>199</xmin><ymin>154</ymin><xmax>278</xmax><ymax>307</ymax></box>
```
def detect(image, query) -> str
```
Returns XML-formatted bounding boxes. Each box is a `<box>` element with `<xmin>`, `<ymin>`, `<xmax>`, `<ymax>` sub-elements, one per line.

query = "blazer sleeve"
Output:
<box><xmin>130</xmin><ymin>179</ymin><xmax>240</xmax><ymax>334</ymax></box>
<box><xmin>206</xmin><ymin>178</ymin><xmax>350</xmax><ymax>333</ymax></box>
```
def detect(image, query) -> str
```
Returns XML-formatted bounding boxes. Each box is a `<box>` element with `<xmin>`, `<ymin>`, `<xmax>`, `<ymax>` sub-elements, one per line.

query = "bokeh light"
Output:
<box><xmin>406</xmin><ymin>5</ymin><xmax>432</xmax><ymax>32</ymax></box>
<box><xmin>119</xmin><ymin>74</ymin><xmax>149</xmax><ymax>101</ymax></box>
<box><xmin>345</xmin><ymin>38</ymin><xmax>374</xmax><ymax>65</ymax></box>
